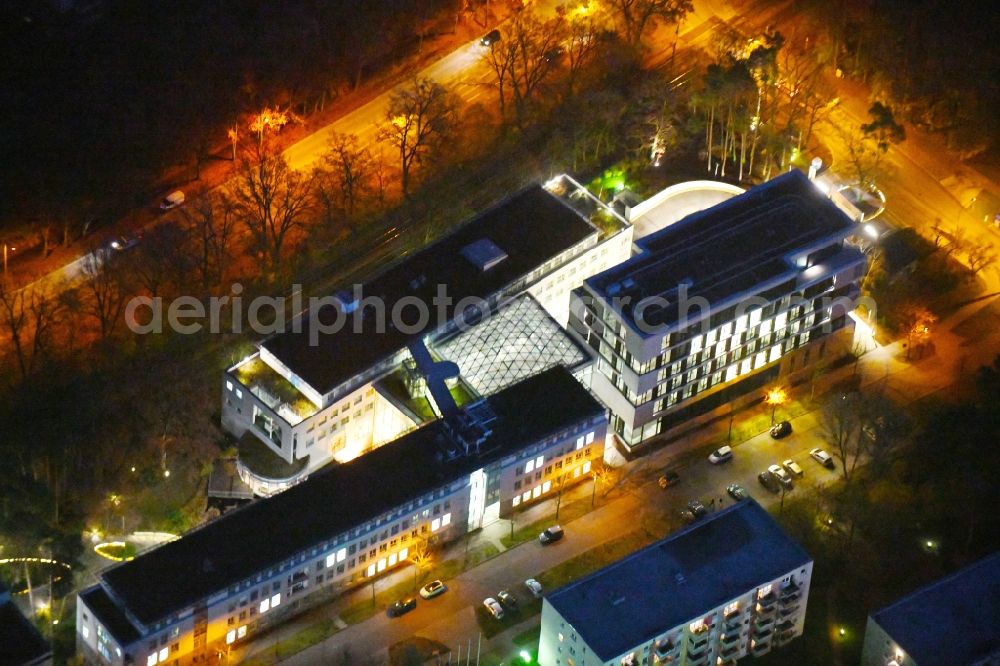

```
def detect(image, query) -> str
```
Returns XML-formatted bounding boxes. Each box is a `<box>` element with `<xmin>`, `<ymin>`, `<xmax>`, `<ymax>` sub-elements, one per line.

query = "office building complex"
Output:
<box><xmin>222</xmin><ymin>178</ymin><xmax>631</xmax><ymax>494</ymax></box>
<box><xmin>569</xmin><ymin>170</ymin><xmax>867</xmax><ymax>451</ymax></box>
<box><xmin>861</xmin><ymin>552</ymin><xmax>1000</xmax><ymax>666</ymax></box>
<box><xmin>78</xmin><ymin>367</ymin><xmax>608</xmax><ymax>666</ymax></box>
<box><xmin>538</xmin><ymin>500</ymin><xmax>812</xmax><ymax>666</ymax></box>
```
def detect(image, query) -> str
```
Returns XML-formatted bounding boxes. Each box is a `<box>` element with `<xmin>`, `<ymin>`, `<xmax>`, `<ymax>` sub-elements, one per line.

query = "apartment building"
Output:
<box><xmin>861</xmin><ymin>551</ymin><xmax>1000</xmax><ymax>666</ymax></box>
<box><xmin>78</xmin><ymin>367</ymin><xmax>608</xmax><ymax>666</ymax></box>
<box><xmin>222</xmin><ymin>178</ymin><xmax>632</xmax><ymax>493</ymax></box>
<box><xmin>1</xmin><ymin>583</ymin><xmax>52</xmax><ymax>666</ymax></box>
<box><xmin>538</xmin><ymin>500</ymin><xmax>812</xmax><ymax>666</ymax></box>
<box><xmin>568</xmin><ymin>170</ymin><xmax>867</xmax><ymax>451</ymax></box>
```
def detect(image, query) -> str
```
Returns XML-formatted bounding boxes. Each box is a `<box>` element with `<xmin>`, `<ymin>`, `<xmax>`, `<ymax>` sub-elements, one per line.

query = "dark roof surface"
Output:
<box><xmin>586</xmin><ymin>170</ymin><xmax>856</xmax><ymax>330</ymax></box>
<box><xmin>79</xmin><ymin>585</ymin><xmax>140</xmax><ymax>646</ymax></box>
<box><xmin>261</xmin><ymin>185</ymin><xmax>595</xmax><ymax>395</ymax></box>
<box><xmin>102</xmin><ymin>367</ymin><xmax>604</xmax><ymax>627</ymax></box>
<box><xmin>546</xmin><ymin>500</ymin><xmax>811</xmax><ymax>660</ymax></box>
<box><xmin>0</xmin><ymin>587</ymin><xmax>51</xmax><ymax>665</ymax></box>
<box><xmin>871</xmin><ymin>552</ymin><xmax>1000</xmax><ymax>665</ymax></box>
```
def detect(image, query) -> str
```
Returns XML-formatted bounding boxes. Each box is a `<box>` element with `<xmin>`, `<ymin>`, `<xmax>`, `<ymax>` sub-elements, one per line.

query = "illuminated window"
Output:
<box><xmin>431</xmin><ymin>518</ymin><xmax>441</xmax><ymax>532</ymax></box>
<box><xmin>442</xmin><ymin>512</ymin><xmax>451</xmax><ymax>526</ymax></box>
<box><xmin>725</xmin><ymin>365</ymin><xmax>737</xmax><ymax>382</ymax></box>
<box><xmin>377</xmin><ymin>558</ymin><xmax>387</xmax><ymax>572</ymax></box>
<box><xmin>735</xmin><ymin>314</ymin><xmax>748</xmax><ymax>334</ymax></box>
<box><xmin>775</xmin><ymin>312</ymin><xmax>787</xmax><ymax>329</ymax></box>
<box><xmin>690</xmin><ymin>334</ymin><xmax>703</xmax><ymax>354</ymax></box>
<box><xmin>719</xmin><ymin>322</ymin><xmax>732</xmax><ymax>339</ymax></box>
<box><xmin>226</xmin><ymin>380</ymin><xmax>233</xmax><ymax>391</ymax></box>
<box><xmin>535</xmin><ymin>455</ymin><xmax>544</xmax><ymax>468</ymax></box>
<box><xmin>326</xmin><ymin>553</ymin><xmax>335</xmax><ymax>567</ymax></box>
<box><xmin>226</xmin><ymin>630</ymin><xmax>236</xmax><ymax>645</ymax></box>
<box><xmin>82</xmin><ymin>626</ymin><xmax>90</xmax><ymax>640</ymax></box>
<box><xmin>388</xmin><ymin>553</ymin><xmax>397</xmax><ymax>566</ymax></box>
<box><xmin>769</xmin><ymin>345</ymin><xmax>782</xmax><ymax>363</ymax></box>
<box><xmin>522</xmin><ymin>491</ymin><xmax>531</xmax><ymax>502</ymax></box>
<box><xmin>235</xmin><ymin>388</ymin><xmax>243</xmax><ymax>400</ymax></box>
<box><xmin>237</xmin><ymin>625</ymin><xmax>247</xmax><ymax>639</ymax></box>
<box><xmin>533</xmin><ymin>486</ymin><xmax>542</xmax><ymax>498</ymax></box>
<box><xmin>760</xmin><ymin>318</ymin><xmax>772</xmax><ymax>335</ymax></box>
<box><xmin>259</xmin><ymin>599</ymin><xmax>270</xmax><ymax>613</ymax></box>
<box><xmin>366</xmin><ymin>564</ymin><xmax>376</xmax><ymax>577</ymax></box>
<box><xmin>706</xmin><ymin>329</ymin><xmax>717</xmax><ymax>346</ymax></box>
<box><xmin>542</xmin><ymin>480</ymin><xmax>552</xmax><ymax>493</ymax></box>
<box><xmin>573</xmin><ymin>466</ymin><xmax>581</xmax><ymax>477</ymax></box>
<box><xmin>399</xmin><ymin>547</ymin><xmax>408</xmax><ymax>560</ymax></box>
<box><xmin>576</xmin><ymin>436</ymin><xmax>585</xmax><ymax>449</ymax></box>
<box><xmin>525</xmin><ymin>460</ymin><xmax>535</xmax><ymax>474</ymax></box>
<box><xmin>585</xmin><ymin>432</ymin><xmax>595</xmax><ymax>445</ymax></box>
<box><xmin>689</xmin><ymin>619</ymin><xmax>705</xmax><ymax>633</ymax></box>
<box><xmin>758</xmin><ymin>584</ymin><xmax>773</xmax><ymax>598</ymax></box>
<box><xmin>749</xmin><ymin>308</ymin><xmax>761</xmax><ymax>326</ymax></box>
<box><xmin>512</xmin><ymin>496</ymin><xmax>521</xmax><ymax>506</ymax></box>
<box><xmin>754</xmin><ymin>351</ymin><xmax>767</xmax><ymax>369</ymax></box>
<box><xmin>147</xmin><ymin>654</ymin><xmax>158</xmax><ymax>666</ymax></box>
<box><xmin>159</xmin><ymin>647</ymin><xmax>168</xmax><ymax>662</ymax></box>
<box><xmin>583</xmin><ymin>460</ymin><xmax>592</xmax><ymax>474</ymax></box>
<box><xmin>724</xmin><ymin>601</ymin><xmax>739</xmax><ymax>615</ymax></box>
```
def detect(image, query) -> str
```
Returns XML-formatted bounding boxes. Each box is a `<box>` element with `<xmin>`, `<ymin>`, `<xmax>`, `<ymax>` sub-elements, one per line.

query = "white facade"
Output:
<box><xmin>538</xmin><ymin>563</ymin><xmax>812</xmax><ymax>666</ymax></box>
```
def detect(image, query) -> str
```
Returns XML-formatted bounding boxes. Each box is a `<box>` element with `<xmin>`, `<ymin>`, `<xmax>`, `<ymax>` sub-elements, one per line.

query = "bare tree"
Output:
<box><xmin>966</xmin><ymin>244</ymin><xmax>998</xmax><ymax>277</ymax></box>
<box><xmin>231</xmin><ymin>144</ymin><xmax>315</xmax><ymax>272</ymax></box>
<box><xmin>79</xmin><ymin>250</ymin><xmax>131</xmax><ymax>342</ymax></box>
<box><xmin>315</xmin><ymin>132</ymin><xmax>378</xmax><ymax>228</ymax></box>
<box><xmin>377</xmin><ymin>78</ymin><xmax>458</xmax><ymax>197</ymax></box>
<box><xmin>820</xmin><ymin>391</ymin><xmax>865</xmax><ymax>482</ymax></box>
<box><xmin>603</xmin><ymin>0</ymin><xmax>692</xmax><ymax>49</ymax></box>
<box><xmin>0</xmin><ymin>283</ymin><xmax>63</xmax><ymax>382</ymax></box>
<box><xmin>181</xmin><ymin>191</ymin><xmax>238</xmax><ymax>288</ymax></box>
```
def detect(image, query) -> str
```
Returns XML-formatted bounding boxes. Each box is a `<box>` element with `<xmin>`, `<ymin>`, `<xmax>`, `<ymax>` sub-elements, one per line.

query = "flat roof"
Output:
<box><xmin>101</xmin><ymin>367</ymin><xmax>604</xmax><ymax>629</ymax></box>
<box><xmin>79</xmin><ymin>585</ymin><xmax>140</xmax><ymax>646</ymax></box>
<box><xmin>261</xmin><ymin>185</ymin><xmax>596</xmax><ymax>396</ymax></box>
<box><xmin>586</xmin><ymin>170</ymin><xmax>858</xmax><ymax>331</ymax></box>
<box><xmin>546</xmin><ymin>500</ymin><xmax>811</xmax><ymax>660</ymax></box>
<box><xmin>871</xmin><ymin>552</ymin><xmax>1000</xmax><ymax>664</ymax></box>
<box><xmin>0</xmin><ymin>587</ymin><xmax>51</xmax><ymax>665</ymax></box>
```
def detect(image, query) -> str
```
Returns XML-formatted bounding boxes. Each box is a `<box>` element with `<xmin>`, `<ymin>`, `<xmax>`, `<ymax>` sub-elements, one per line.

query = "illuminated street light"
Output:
<box><xmin>765</xmin><ymin>387</ymin><xmax>788</xmax><ymax>425</ymax></box>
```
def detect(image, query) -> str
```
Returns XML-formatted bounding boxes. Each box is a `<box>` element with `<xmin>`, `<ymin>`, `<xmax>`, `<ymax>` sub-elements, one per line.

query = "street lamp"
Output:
<box><xmin>765</xmin><ymin>387</ymin><xmax>788</xmax><ymax>425</ymax></box>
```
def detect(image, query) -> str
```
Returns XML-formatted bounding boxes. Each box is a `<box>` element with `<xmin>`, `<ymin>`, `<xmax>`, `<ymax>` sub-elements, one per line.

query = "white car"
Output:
<box><xmin>159</xmin><ymin>190</ymin><xmax>185</xmax><ymax>210</ymax></box>
<box><xmin>708</xmin><ymin>446</ymin><xmax>734</xmax><ymax>464</ymax></box>
<box><xmin>782</xmin><ymin>459</ymin><xmax>804</xmax><ymax>477</ymax></box>
<box><xmin>418</xmin><ymin>580</ymin><xmax>447</xmax><ymax>599</ymax></box>
<box><xmin>524</xmin><ymin>578</ymin><xmax>543</xmax><ymax>598</ymax></box>
<box><xmin>809</xmin><ymin>448</ymin><xmax>835</xmax><ymax>469</ymax></box>
<box><xmin>483</xmin><ymin>597</ymin><xmax>504</xmax><ymax>620</ymax></box>
<box><xmin>767</xmin><ymin>464</ymin><xmax>794</xmax><ymax>489</ymax></box>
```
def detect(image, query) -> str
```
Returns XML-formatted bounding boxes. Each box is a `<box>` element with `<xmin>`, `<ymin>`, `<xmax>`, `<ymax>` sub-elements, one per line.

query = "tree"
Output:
<box><xmin>408</xmin><ymin>539</ymin><xmax>435</xmax><ymax>592</ymax></box>
<box><xmin>181</xmin><ymin>191</ymin><xmax>238</xmax><ymax>289</ymax></box>
<box><xmin>602</xmin><ymin>0</ymin><xmax>693</xmax><ymax>49</ymax></box>
<box><xmin>79</xmin><ymin>250</ymin><xmax>131</xmax><ymax>343</ymax></box>
<box><xmin>231</xmin><ymin>144</ymin><xmax>315</xmax><ymax>272</ymax></box>
<box><xmin>861</xmin><ymin>102</ymin><xmax>906</xmax><ymax>153</ymax></box>
<box><xmin>820</xmin><ymin>391</ymin><xmax>865</xmax><ymax>482</ymax></box>
<box><xmin>377</xmin><ymin>78</ymin><xmax>458</xmax><ymax>197</ymax></box>
<box><xmin>0</xmin><ymin>283</ymin><xmax>63</xmax><ymax>383</ymax></box>
<box><xmin>315</xmin><ymin>133</ymin><xmax>378</xmax><ymax>229</ymax></box>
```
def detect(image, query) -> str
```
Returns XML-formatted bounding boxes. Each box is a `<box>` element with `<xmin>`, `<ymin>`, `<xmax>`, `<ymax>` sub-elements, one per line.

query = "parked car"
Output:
<box><xmin>708</xmin><ymin>446</ymin><xmax>734</xmax><ymax>464</ymax></box>
<box><xmin>726</xmin><ymin>483</ymin><xmax>749</xmax><ymax>500</ymax></box>
<box><xmin>387</xmin><ymin>597</ymin><xmax>417</xmax><ymax>617</ymax></box>
<box><xmin>658</xmin><ymin>470</ymin><xmax>680</xmax><ymax>488</ymax></box>
<box><xmin>809</xmin><ymin>448</ymin><xmax>835</xmax><ymax>469</ymax></box>
<box><xmin>782</xmin><ymin>459</ymin><xmax>804</xmax><ymax>478</ymax></box>
<box><xmin>769</xmin><ymin>420</ymin><xmax>792</xmax><ymax>439</ymax></box>
<box><xmin>483</xmin><ymin>597</ymin><xmax>505</xmax><ymax>620</ymax></box>
<box><xmin>687</xmin><ymin>500</ymin><xmax>708</xmax><ymax>518</ymax></box>
<box><xmin>539</xmin><ymin>525</ymin><xmax>564</xmax><ymax>544</ymax></box>
<box><xmin>524</xmin><ymin>578</ymin><xmax>544</xmax><ymax>598</ymax></box>
<box><xmin>768</xmin><ymin>464</ymin><xmax>794</xmax><ymax>489</ymax></box>
<box><xmin>418</xmin><ymin>580</ymin><xmax>447</xmax><ymax>599</ymax></box>
<box><xmin>159</xmin><ymin>190</ymin><xmax>185</xmax><ymax>210</ymax></box>
<box><xmin>758</xmin><ymin>470</ymin><xmax>780</xmax><ymax>493</ymax></box>
<box><xmin>497</xmin><ymin>590</ymin><xmax>518</xmax><ymax>610</ymax></box>
<box><xmin>481</xmin><ymin>29</ymin><xmax>501</xmax><ymax>46</ymax></box>
<box><xmin>679</xmin><ymin>509</ymin><xmax>697</xmax><ymax>524</ymax></box>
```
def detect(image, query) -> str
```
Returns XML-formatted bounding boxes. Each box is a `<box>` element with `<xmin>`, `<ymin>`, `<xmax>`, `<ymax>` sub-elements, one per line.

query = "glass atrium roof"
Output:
<box><xmin>432</xmin><ymin>294</ymin><xmax>591</xmax><ymax>396</ymax></box>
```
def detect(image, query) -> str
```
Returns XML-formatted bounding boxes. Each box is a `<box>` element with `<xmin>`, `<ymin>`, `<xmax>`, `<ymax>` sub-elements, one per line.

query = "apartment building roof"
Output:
<box><xmin>79</xmin><ymin>585</ymin><xmax>140</xmax><ymax>645</ymax></box>
<box><xmin>870</xmin><ymin>551</ymin><xmax>1000</xmax><ymax>665</ymax></box>
<box><xmin>100</xmin><ymin>367</ymin><xmax>604</xmax><ymax>630</ymax></box>
<box><xmin>546</xmin><ymin>499</ymin><xmax>811</xmax><ymax>661</ymax></box>
<box><xmin>0</xmin><ymin>584</ymin><xmax>52</xmax><ymax>665</ymax></box>
<box><xmin>585</xmin><ymin>170</ymin><xmax>860</xmax><ymax>332</ymax></box>
<box><xmin>260</xmin><ymin>185</ymin><xmax>596</xmax><ymax>396</ymax></box>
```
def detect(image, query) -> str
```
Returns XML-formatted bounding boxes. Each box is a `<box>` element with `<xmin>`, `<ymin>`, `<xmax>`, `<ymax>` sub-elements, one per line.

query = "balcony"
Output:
<box><xmin>236</xmin><ymin>432</ymin><xmax>310</xmax><ymax>497</ymax></box>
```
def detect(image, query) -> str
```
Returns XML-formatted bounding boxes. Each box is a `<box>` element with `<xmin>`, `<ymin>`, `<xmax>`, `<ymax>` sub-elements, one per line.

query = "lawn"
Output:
<box><xmin>537</xmin><ymin>530</ymin><xmax>653</xmax><ymax>591</ymax></box>
<box><xmin>501</xmin><ymin>498</ymin><xmax>592</xmax><ymax>549</ymax></box>
<box><xmin>240</xmin><ymin>618</ymin><xmax>336</xmax><ymax>666</ymax></box>
<box><xmin>389</xmin><ymin>637</ymin><xmax>451</xmax><ymax>665</ymax></box>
